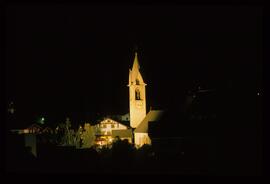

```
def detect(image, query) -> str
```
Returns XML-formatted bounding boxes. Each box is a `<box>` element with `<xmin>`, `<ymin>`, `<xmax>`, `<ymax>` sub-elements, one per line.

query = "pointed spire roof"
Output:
<box><xmin>132</xmin><ymin>52</ymin><xmax>140</xmax><ymax>72</ymax></box>
<box><xmin>128</xmin><ymin>50</ymin><xmax>146</xmax><ymax>86</ymax></box>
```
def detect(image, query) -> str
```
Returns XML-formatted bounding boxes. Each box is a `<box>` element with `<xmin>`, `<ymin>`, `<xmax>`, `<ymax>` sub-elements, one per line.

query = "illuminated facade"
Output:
<box><xmin>134</xmin><ymin>110</ymin><xmax>164</xmax><ymax>147</ymax></box>
<box><xmin>128</xmin><ymin>52</ymin><xmax>147</xmax><ymax>128</ymax></box>
<box><xmin>93</xmin><ymin>118</ymin><xmax>132</xmax><ymax>146</ymax></box>
<box><xmin>128</xmin><ymin>52</ymin><xmax>164</xmax><ymax>147</ymax></box>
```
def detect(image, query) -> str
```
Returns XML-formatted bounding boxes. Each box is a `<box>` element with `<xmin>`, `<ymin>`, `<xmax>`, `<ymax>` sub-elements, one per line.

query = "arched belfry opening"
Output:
<box><xmin>135</xmin><ymin>88</ymin><xmax>141</xmax><ymax>100</ymax></box>
<box><xmin>136</xmin><ymin>79</ymin><xmax>140</xmax><ymax>85</ymax></box>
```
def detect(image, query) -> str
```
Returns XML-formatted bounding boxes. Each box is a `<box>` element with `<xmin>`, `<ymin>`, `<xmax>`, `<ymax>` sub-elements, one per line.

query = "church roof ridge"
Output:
<box><xmin>134</xmin><ymin>110</ymin><xmax>164</xmax><ymax>133</ymax></box>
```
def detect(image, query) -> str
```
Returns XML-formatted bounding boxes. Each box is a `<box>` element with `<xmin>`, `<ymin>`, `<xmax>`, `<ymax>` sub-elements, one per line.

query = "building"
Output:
<box><xmin>112</xmin><ymin>129</ymin><xmax>133</xmax><ymax>143</ymax></box>
<box><xmin>128</xmin><ymin>52</ymin><xmax>164</xmax><ymax>147</ymax></box>
<box><xmin>128</xmin><ymin>52</ymin><xmax>147</xmax><ymax>129</ymax></box>
<box><xmin>9</xmin><ymin>51</ymin><xmax>164</xmax><ymax>149</ymax></box>
<box><xmin>11</xmin><ymin>124</ymin><xmax>43</xmax><ymax>134</ymax></box>
<box><xmin>93</xmin><ymin>118</ymin><xmax>132</xmax><ymax>146</ymax></box>
<box><xmin>134</xmin><ymin>110</ymin><xmax>164</xmax><ymax>146</ymax></box>
<box><xmin>93</xmin><ymin>51</ymin><xmax>164</xmax><ymax>148</ymax></box>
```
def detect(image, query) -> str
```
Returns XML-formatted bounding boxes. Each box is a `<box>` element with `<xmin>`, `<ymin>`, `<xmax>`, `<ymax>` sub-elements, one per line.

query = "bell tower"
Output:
<box><xmin>128</xmin><ymin>52</ymin><xmax>147</xmax><ymax>128</ymax></box>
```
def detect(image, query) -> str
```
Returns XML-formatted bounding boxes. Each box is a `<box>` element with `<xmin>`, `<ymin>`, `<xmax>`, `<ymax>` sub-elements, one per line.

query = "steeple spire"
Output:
<box><xmin>128</xmin><ymin>47</ymin><xmax>147</xmax><ymax>129</ymax></box>
<box><xmin>132</xmin><ymin>51</ymin><xmax>140</xmax><ymax>71</ymax></box>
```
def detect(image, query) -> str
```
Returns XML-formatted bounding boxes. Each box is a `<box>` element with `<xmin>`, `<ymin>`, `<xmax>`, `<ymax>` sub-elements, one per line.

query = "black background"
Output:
<box><xmin>5</xmin><ymin>5</ymin><xmax>262</xmax><ymax>127</ymax></box>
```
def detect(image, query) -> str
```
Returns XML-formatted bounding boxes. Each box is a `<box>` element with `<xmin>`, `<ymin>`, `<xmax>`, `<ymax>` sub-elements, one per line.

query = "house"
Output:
<box><xmin>11</xmin><ymin>123</ymin><xmax>43</xmax><ymax>134</ymax></box>
<box><xmin>93</xmin><ymin>118</ymin><xmax>132</xmax><ymax>146</ymax></box>
<box><xmin>112</xmin><ymin>129</ymin><xmax>133</xmax><ymax>143</ymax></box>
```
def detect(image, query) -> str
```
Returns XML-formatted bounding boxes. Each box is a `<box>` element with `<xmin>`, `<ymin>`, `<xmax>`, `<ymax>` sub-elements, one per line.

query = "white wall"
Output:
<box><xmin>134</xmin><ymin>132</ymin><xmax>151</xmax><ymax>147</ymax></box>
<box><xmin>95</xmin><ymin>118</ymin><xmax>127</xmax><ymax>135</ymax></box>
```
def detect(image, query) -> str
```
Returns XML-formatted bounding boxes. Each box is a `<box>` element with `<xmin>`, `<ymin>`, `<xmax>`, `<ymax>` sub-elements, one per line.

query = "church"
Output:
<box><xmin>128</xmin><ymin>51</ymin><xmax>163</xmax><ymax>146</ymax></box>
<box><xmin>93</xmin><ymin>51</ymin><xmax>163</xmax><ymax>148</ymax></box>
<box><xmin>10</xmin><ymin>51</ymin><xmax>164</xmax><ymax>149</ymax></box>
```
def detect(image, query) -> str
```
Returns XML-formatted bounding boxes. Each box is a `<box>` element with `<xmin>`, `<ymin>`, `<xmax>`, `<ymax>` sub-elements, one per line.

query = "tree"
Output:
<box><xmin>59</xmin><ymin>117</ymin><xmax>74</xmax><ymax>146</ymax></box>
<box><xmin>81</xmin><ymin>123</ymin><xmax>96</xmax><ymax>148</ymax></box>
<box><xmin>74</xmin><ymin>125</ymin><xmax>83</xmax><ymax>148</ymax></box>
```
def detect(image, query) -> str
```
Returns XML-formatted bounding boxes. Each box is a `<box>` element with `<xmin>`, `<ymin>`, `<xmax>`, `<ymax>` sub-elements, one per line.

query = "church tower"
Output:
<box><xmin>128</xmin><ymin>52</ymin><xmax>147</xmax><ymax>128</ymax></box>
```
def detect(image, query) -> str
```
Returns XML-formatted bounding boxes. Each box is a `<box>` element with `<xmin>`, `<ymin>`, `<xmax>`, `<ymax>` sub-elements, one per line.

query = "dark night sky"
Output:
<box><xmin>5</xmin><ymin>5</ymin><xmax>262</xmax><ymax>126</ymax></box>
